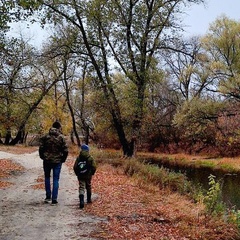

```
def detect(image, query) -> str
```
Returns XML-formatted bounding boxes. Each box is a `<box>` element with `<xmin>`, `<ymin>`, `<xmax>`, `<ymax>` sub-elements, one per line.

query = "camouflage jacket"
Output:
<box><xmin>39</xmin><ymin>127</ymin><xmax>68</xmax><ymax>164</ymax></box>
<box><xmin>73</xmin><ymin>150</ymin><xmax>97</xmax><ymax>179</ymax></box>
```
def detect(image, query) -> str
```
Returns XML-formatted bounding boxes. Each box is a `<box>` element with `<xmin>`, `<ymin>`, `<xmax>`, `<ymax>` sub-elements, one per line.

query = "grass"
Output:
<box><xmin>136</xmin><ymin>151</ymin><xmax>240</xmax><ymax>174</ymax></box>
<box><xmin>122</xmin><ymin>158</ymin><xmax>191</xmax><ymax>193</ymax></box>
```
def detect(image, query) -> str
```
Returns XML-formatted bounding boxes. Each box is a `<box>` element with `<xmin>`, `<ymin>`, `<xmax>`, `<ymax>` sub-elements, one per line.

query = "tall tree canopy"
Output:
<box><xmin>10</xmin><ymin>0</ymin><xmax>204</xmax><ymax>156</ymax></box>
<box><xmin>201</xmin><ymin>16</ymin><xmax>240</xmax><ymax>100</ymax></box>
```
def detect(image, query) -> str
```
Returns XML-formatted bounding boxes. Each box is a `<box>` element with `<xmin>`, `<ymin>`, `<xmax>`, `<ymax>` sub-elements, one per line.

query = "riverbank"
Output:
<box><xmin>137</xmin><ymin>151</ymin><xmax>240</xmax><ymax>174</ymax></box>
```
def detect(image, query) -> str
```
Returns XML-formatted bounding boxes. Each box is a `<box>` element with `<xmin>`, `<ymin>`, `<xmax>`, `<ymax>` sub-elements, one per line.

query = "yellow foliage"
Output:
<box><xmin>37</xmin><ymin>95</ymin><xmax>72</xmax><ymax>134</ymax></box>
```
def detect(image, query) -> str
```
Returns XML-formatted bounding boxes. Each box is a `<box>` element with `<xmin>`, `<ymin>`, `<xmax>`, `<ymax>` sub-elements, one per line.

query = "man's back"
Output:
<box><xmin>39</xmin><ymin>127</ymin><xmax>68</xmax><ymax>163</ymax></box>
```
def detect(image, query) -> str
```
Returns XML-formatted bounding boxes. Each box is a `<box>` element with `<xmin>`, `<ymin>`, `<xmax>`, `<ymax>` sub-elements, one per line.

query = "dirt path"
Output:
<box><xmin>0</xmin><ymin>151</ymin><xmax>106</xmax><ymax>240</ymax></box>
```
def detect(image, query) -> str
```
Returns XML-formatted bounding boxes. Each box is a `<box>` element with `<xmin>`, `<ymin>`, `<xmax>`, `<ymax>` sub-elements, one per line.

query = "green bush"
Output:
<box><xmin>204</xmin><ymin>174</ymin><xmax>225</xmax><ymax>215</ymax></box>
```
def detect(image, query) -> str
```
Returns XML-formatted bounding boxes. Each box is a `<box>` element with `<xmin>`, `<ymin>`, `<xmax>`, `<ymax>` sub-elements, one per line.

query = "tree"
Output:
<box><xmin>42</xmin><ymin>25</ymin><xmax>97</xmax><ymax>146</ymax></box>
<box><xmin>0</xmin><ymin>36</ymin><xmax>37</xmax><ymax>144</ymax></box>
<box><xmin>0</xmin><ymin>0</ymin><xmax>41</xmax><ymax>34</ymax></box>
<box><xmin>0</xmin><ymin>0</ymin><xmax>20</xmax><ymax>32</ymax></box>
<box><xmin>201</xmin><ymin>16</ymin><xmax>240</xmax><ymax>100</ymax></box>
<box><xmin>162</xmin><ymin>37</ymin><xmax>219</xmax><ymax>101</ymax></box>
<box><xmin>0</xmin><ymin>35</ymin><xmax>67</xmax><ymax>144</ymax></box>
<box><xmin>14</xmin><ymin>0</ymin><xmax>205</xmax><ymax>156</ymax></box>
<box><xmin>173</xmin><ymin>97</ymin><xmax>225</xmax><ymax>153</ymax></box>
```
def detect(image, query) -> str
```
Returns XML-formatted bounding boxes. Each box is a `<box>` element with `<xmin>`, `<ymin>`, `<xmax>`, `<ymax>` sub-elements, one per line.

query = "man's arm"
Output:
<box><xmin>60</xmin><ymin>137</ymin><xmax>68</xmax><ymax>162</ymax></box>
<box><xmin>38</xmin><ymin>137</ymin><xmax>45</xmax><ymax>160</ymax></box>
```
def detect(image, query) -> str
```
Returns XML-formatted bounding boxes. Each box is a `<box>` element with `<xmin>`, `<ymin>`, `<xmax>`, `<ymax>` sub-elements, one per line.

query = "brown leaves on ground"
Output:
<box><xmin>0</xmin><ymin>146</ymin><xmax>44</xmax><ymax>190</ymax></box>
<box><xmin>84</xmin><ymin>164</ymin><xmax>238</xmax><ymax>240</ymax></box>
<box><xmin>0</xmin><ymin>159</ymin><xmax>25</xmax><ymax>189</ymax></box>
<box><xmin>31</xmin><ymin>176</ymin><xmax>45</xmax><ymax>190</ymax></box>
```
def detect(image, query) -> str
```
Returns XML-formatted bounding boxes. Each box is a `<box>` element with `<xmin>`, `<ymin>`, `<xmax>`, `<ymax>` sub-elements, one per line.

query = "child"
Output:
<box><xmin>73</xmin><ymin>144</ymin><xmax>97</xmax><ymax>209</ymax></box>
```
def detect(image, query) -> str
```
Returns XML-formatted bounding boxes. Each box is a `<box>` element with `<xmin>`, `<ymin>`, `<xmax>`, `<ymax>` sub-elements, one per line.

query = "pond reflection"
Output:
<box><xmin>185</xmin><ymin>167</ymin><xmax>240</xmax><ymax>209</ymax></box>
<box><xmin>147</xmin><ymin>158</ymin><xmax>240</xmax><ymax>209</ymax></box>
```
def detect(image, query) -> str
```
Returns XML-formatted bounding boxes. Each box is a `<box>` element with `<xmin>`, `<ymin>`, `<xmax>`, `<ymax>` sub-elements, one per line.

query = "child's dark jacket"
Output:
<box><xmin>73</xmin><ymin>150</ymin><xmax>96</xmax><ymax>179</ymax></box>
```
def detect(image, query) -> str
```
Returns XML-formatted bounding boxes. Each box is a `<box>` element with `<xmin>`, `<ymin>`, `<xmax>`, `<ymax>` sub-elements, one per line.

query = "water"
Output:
<box><xmin>184</xmin><ymin>166</ymin><xmax>240</xmax><ymax>209</ymax></box>
<box><xmin>146</xmin><ymin>158</ymin><xmax>240</xmax><ymax>210</ymax></box>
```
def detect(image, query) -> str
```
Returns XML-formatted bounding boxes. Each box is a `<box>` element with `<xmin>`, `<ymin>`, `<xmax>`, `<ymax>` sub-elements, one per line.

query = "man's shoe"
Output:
<box><xmin>51</xmin><ymin>200</ymin><xmax>58</xmax><ymax>205</ymax></box>
<box><xmin>44</xmin><ymin>198</ymin><xmax>51</xmax><ymax>204</ymax></box>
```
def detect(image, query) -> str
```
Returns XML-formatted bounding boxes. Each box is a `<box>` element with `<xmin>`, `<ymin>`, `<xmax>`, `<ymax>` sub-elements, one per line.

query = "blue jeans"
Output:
<box><xmin>43</xmin><ymin>162</ymin><xmax>62</xmax><ymax>200</ymax></box>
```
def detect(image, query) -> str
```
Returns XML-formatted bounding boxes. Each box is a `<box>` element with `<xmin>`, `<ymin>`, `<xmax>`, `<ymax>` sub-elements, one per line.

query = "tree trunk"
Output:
<box><xmin>4</xmin><ymin>128</ymin><xmax>11</xmax><ymax>145</ymax></box>
<box><xmin>9</xmin><ymin>130</ymin><xmax>22</xmax><ymax>145</ymax></box>
<box><xmin>70</xmin><ymin>130</ymin><xmax>75</xmax><ymax>144</ymax></box>
<box><xmin>62</xmin><ymin>58</ymin><xmax>81</xmax><ymax>147</ymax></box>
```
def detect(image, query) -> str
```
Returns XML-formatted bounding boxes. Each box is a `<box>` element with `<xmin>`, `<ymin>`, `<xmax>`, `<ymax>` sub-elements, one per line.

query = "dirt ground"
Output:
<box><xmin>0</xmin><ymin>150</ymin><xmax>106</xmax><ymax>240</ymax></box>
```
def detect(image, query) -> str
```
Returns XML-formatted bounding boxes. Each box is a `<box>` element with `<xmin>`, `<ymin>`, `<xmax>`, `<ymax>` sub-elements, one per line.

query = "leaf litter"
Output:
<box><xmin>81</xmin><ymin>164</ymin><xmax>238</xmax><ymax>240</ymax></box>
<box><xmin>0</xmin><ymin>159</ymin><xmax>25</xmax><ymax>188</ymax></box>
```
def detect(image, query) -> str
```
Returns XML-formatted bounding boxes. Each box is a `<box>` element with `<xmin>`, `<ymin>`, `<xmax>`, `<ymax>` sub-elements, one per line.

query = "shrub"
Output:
<box><xmin>123</xmin><ymin>158</ymin><xmax>191</xmax><ymax>193</ymax></box>
<box><xmin>204</xmin><ymin>174</ymin><xmax>225</xmax><ymax>215</ymax></box>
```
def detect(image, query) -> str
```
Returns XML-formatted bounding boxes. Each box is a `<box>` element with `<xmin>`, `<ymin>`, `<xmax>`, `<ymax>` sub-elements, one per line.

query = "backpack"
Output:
<box><xmin>77</xmin><ymin>157</ymin><xmax>89</xmax><ymax>175</ymax></box>
<box><xmin>39</xmin><ymin>134</ymin><xmax>63</xmax><ymax>161</ymax></box>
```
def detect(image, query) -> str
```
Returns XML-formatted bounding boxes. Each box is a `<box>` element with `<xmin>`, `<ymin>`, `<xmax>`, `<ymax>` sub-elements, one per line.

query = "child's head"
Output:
<box><xmin>81</xmin><ymin>144</ymin><xmax>89</xmax><ymax>151</ymax></box>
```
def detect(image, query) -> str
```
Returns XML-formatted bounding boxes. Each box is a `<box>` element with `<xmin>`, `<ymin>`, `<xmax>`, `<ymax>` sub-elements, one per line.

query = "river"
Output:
<box><xmin>145</xmin><ymin>158</ymin><xmax>240</xmax><ymax>210</ymax></box>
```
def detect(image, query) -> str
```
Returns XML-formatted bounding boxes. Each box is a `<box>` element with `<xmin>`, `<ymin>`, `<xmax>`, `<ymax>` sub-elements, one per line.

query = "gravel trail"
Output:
<box><xmin>0</xmin><ymin>151</ymin><xmax>105</xmax><ymax>240</ymax></box>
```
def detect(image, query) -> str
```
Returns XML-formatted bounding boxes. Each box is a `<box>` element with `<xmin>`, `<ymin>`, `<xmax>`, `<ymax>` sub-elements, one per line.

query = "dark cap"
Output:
<box><xmin>52</xmin><ymin>121</ymin><xmax>62</xmax><ymax>129</ymax></box>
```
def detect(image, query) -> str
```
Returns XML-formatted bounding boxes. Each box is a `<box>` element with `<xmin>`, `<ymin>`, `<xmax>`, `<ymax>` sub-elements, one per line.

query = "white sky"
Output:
<box><xmin>8</xmin><ymin>0</ymin><xmax>240</xmax><ymax>47</ymax></box>
<box><xmin>183</xmin><ymin>0</ymin><xmax>240</xmax><ymax>36</ymax></box>
<box><xmin>8</xmin><ymin>22</ymin><xmax>50</xmax><ymax>48</ymax></box>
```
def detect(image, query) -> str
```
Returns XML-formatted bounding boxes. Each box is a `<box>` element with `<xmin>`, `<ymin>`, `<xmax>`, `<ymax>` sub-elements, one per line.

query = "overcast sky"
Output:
<box><xmin>9</xmin><ymin>0</ymin><xmax>240</xmax><ymax>47</ymax></box>
<box><xmin>183</xmin><ymin>0</ymin><xmax>240</xmax><ymax>36</ymax></box>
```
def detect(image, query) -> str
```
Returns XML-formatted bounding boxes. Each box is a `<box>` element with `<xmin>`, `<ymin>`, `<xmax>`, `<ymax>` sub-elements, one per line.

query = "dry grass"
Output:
<box><xmin>216</xmin><ymin>157</ymin><xmax>240</xmax><ymax>170</ymax></box>
<box><xmin>138</xmin><ymin>151</ymin><xmax>240</xmax><ymax>174</ymax></box>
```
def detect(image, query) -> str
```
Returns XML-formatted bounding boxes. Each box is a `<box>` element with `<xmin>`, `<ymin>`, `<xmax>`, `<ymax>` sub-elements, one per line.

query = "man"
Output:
<box><xmin>39</xmin><ymin>121</ymin><xmax>68</xmax><ymax>205</ymax></box>
<box><xmin>73</xmin><ymin>144</ymin><xmax>96</xmax><ymax>209</ymax></box>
